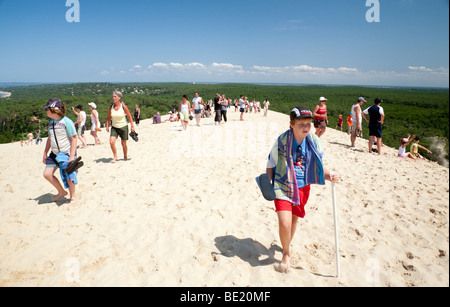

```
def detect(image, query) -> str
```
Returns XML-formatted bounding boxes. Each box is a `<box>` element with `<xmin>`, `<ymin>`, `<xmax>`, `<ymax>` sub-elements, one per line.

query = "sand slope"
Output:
<box><xmin>0</xmin><ymin>110</ymin><xmax>448</xmax><ymax>287</ymax></box>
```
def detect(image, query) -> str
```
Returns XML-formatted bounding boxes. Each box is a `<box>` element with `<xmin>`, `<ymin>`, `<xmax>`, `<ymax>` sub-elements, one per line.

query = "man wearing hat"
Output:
<box><xmin>363</xmin><ymin>98</ymin><xmax>385</xmax><ymax>155</ymax></box>
<box><xmin>71</xmin><ymin>104</ymin><xmax>88</xmax><ymax>149</ymax></box>
<box><xmin>350</xmin><ymin>97</ymin><xmax>369</xmax><ymax>148</ymax></box>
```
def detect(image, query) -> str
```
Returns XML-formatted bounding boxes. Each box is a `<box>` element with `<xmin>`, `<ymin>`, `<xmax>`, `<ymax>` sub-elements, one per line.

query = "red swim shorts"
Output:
<box><xmin>274</xmin><ymin>185</ymin><xmax>311</xmax><ymax>218</ymax></box>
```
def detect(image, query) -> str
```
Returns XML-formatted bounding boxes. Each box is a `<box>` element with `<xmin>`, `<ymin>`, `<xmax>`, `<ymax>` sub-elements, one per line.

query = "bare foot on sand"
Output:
<box><xmin>274</xmin><ymin>254</ymin><xmax>290</xmax><ymax>273</ymax></box>
<box><xmin>52</xmin><ymin>191</ymin><xmax>68</xmax><ymax>202</ymax></box>
<box><xmin>274</xmin><ymin>263</ymin><xmax>290</xmax><ymax>273</ymax></box>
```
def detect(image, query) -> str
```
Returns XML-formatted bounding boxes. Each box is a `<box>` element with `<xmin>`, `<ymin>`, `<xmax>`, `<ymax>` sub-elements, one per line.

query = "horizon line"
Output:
<box><xmin>1</xmin><ymin>81</ymin><xmax>448</xmax><ymax>90</ymax></box>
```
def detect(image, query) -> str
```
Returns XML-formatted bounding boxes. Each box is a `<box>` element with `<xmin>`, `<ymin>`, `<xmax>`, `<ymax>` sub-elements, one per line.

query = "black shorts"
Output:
<box><xmin>369</xmin><ymin>125</ymin><xmax>382</xmax><ymax>138</ymax></box>
<box><xmin>314</xmin><ymin>118</ymin><xmax>327</xmax><ymax>129</ymax></box>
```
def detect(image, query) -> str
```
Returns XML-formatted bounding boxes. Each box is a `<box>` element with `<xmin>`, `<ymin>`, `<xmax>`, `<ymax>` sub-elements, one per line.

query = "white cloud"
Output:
<box><xmin>152</xmin><ymin>62</ymin><xmax>168</xmax><ymax>68</ymax></box>
<box><xmin>169</xmin><ymin>62</ymin><xmax>183</xmax><ymax>68</ymax></box>
<box><xmin>408</xmin><ymin>66</ymin><xmax>449</xmax><ymax>75</ymax></box>
<box><xmin>409</xmin><ymin>66</ymin><xmax>433</xmax><ymax>72</ymax></box>
<box><xmin>185</xmin><ymin>62</ymin><xmax>205</xmax><ymax>68</ymax></box>
<box><xmin>100</xmin><ymin>62</ymin><xmax>449</xmax><ymax>87</ymax></box>
<box><xmin>211</xmin><ymin>62</ymin><xmax>243</xmax><ymax>70</ymax></box>
<box><xmin>338</xmin><ymin>67</ymin><xmax>359</xmax><ymax>73</ymax></box>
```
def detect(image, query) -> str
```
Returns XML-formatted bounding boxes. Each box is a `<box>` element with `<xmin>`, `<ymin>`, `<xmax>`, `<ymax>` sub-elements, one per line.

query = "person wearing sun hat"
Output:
<box><xmin>350</xmin><ymin>97</ymin><xmax>369</xmax><ymax>147</ymax></box>
<box><xmin>398</xmin><ymin>135</ymin><xmax>416</xmax><ymax>159</ymax></box>
<box><xmin>313</xmin><ymin>96</ymin><xmax>328</xmax><ymax>138</ymax></box>
<box><xmin>71</xmin><ymin>104</ymin><xmax>88</xmax><ymax>149</ymax></box>
<box><xmin>265</xmin><ymin>105</ymin><xmax>340</xmax><ymax>273</ymax></box>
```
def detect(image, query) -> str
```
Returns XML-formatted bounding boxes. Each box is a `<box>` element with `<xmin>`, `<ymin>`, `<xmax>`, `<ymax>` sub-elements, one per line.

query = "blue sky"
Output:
<box><xmin>0</xmin><ymin>0</ymin><xmax>448</xmax><ymax>87</ymax></box>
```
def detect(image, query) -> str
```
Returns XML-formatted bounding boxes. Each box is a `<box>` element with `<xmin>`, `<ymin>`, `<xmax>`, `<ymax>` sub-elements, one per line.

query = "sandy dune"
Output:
<box><xmin>0</xmin><ymin>109</ymin><xmax>448</xmax><ymax>287</ymax></box>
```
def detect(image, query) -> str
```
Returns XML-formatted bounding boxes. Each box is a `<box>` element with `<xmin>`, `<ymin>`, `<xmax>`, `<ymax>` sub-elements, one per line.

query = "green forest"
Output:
<box><xmin>0</xmin><ymin>82</ymin><xmax>448</xmax><ymax>165</ymax></box>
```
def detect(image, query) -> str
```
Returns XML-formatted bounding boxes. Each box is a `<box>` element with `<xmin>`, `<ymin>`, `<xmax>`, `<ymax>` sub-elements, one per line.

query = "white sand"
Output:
<box><xmin>0</xmin><ymin>110</ymin><xmax>448</xmax><ymax>287</ymax></box>
<box><xmin>0</xmin><ymin>91</ymin><xmax>11</xmax><ymax>98</ymax></box>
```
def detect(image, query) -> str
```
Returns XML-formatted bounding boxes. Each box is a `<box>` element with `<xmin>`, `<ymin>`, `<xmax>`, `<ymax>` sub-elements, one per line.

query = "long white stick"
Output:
<box><xmin>332</xmin><ymin>182</ymin><xmax>341</xmax><ymax>278</ymax></box>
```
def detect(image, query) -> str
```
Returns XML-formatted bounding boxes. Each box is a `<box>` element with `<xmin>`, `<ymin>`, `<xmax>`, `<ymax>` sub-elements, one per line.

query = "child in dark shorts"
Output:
<box><xmin>42</xmin><ymin>98</ymin><xmax>78</xmax><ymax>204</ymax></box>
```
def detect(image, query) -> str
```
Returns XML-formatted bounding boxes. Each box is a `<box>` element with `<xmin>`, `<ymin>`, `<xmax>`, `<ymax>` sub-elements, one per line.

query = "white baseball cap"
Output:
<box><xmin>319</xmin><ymin>96</ymin><xmax>327</xmax><ymax>101</ymax></box>
<box><xmin>88</xmin><ymin>102</ymin><xmax>97</xmax><ymax>109</ymax></box>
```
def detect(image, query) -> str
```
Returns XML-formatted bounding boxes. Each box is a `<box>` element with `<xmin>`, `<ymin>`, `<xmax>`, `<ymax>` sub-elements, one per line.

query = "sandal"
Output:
<box><xmin>256</xmin><ymin>173</ymin><xmax>276</xmax><ymax>201</ymax></box>
<box><xmin>129</xmin><ymin>131</ymin><xmax>139</xmax><ymax>142</ymax></box>
<box><xmin>64</xmin><ymin>157</ymin><xmax>83</xmax><ymax>175</ymax></box>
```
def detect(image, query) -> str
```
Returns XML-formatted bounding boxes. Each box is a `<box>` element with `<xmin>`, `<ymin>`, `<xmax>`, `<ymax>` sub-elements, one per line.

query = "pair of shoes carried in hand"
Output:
<box><xmin>129</xmin><ymin>131</ymin><xmax>139</xmax><ymax>142</ymax></box>
<box><xmin>64</xmin><ymin>156</ymin><xmax>84</xmax><ymax>175</ymax></box>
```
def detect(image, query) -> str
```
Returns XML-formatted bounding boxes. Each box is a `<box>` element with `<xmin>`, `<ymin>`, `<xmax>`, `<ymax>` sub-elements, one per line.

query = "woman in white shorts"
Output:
<box><xmin>88</xmin><ymin>102</ymin><xmax>102</xmax><ymax>145</ymax></box>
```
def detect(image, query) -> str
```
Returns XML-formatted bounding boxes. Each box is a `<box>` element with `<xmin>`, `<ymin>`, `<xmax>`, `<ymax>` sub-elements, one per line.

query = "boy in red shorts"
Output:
<box><xmin>266</xmin><ymin>106</ymin><xmax>340</xmax><ymax>272</ymax></box>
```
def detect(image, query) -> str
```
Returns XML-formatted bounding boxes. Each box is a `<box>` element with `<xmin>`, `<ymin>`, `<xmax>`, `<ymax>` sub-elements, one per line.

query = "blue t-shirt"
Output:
<box><xmin>292</xmin><ymin>138</ymin><xmax>307</xmax><ymax>188</ymax></box>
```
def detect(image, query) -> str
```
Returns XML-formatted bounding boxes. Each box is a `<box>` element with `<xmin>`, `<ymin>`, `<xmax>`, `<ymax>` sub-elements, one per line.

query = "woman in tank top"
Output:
<box><xmin>313</xmin><ymin>97</ymin><xmax>328</xmax><ymax>138</ymax></box>
<box><xmin>106</xmin><ymin>90</ymin><xmax>135</xmax><ymax>163</ymax></box>
<box><xmin>179</xmin><ymin>94</ymin><xmax>191</xmax><ymax>131</ymax></box>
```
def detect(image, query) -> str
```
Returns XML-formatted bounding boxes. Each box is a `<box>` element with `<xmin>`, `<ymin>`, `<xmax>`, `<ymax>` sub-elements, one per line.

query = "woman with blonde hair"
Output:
<box><xmin>105</xmin><ymin>90</ymin><xmax>135</xmax><ymax>163</ymax></box>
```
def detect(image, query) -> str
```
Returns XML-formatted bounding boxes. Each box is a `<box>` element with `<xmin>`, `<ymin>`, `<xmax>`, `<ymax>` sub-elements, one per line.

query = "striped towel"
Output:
<box><xmin>268</xmin><ymin>130</ymin><xmax>325</xmax><ymax>206</ymax></box>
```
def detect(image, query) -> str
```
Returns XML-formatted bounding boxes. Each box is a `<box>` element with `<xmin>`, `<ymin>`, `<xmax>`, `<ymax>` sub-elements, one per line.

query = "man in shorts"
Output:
<box><xmin>363</xmin><ymin>98</ymin><xmax>385</xmax><ymax>155</ymax></box>
<box><xmin>239</xmin><ymin>95</ymin><xmax>246</xmax><ymax>121</ymax></box>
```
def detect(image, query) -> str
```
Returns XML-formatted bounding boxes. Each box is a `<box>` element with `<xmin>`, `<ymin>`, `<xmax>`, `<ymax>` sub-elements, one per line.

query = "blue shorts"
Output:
<box><xmin>45</xmin><ymin>152</ymin><xmax>74</xmax><ymax>168</ymax></box>
<box><xmin>369</xmin><ymin>125</ymin><xmax>382</xmax><ymax>138</ymax></box>
<box><xmin>45</xmin><ymin>152</ymin><xmax>59</xmax><ymax>168</ymax></box>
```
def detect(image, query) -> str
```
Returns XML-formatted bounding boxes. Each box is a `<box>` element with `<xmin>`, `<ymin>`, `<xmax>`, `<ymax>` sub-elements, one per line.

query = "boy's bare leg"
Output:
<box><xmin>43</xmin><ymin>167</ymin><xmax>68</xmax><ymax>201</ymax></box>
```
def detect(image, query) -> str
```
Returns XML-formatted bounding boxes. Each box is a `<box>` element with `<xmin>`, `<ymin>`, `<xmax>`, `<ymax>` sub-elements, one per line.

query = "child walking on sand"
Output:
<box><xmin>266</xmin><ymin>106</ymin><xmax>340</xmax><ymax>273</ymax></box>
<box><xmin>42</xmin><ymin>98</ymin><xmax>78</xmax><ymax>204</ymax></box>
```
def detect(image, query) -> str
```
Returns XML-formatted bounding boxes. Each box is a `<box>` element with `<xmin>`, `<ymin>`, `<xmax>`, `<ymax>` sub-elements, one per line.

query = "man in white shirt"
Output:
<box><xmin>239</xmin><ymin>95</ymin><xmax>246</xmax><ymax>121</ymax></box>
<box><xmin>192</xmin><ymin>92</ymin><xmax>204</xmax><ymax>126</ymax></box>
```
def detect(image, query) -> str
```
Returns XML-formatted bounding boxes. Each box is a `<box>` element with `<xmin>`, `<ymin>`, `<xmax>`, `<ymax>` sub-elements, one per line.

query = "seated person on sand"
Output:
<box><xmin>410</xmin><ymin>136</ymin><xmax>432</xmax><ymax>161</ymax></box>
<box><xmin>398</xmin><ymin>135</ymin><xmax>416</xmax><ymax>159</ymax></box>
<box><xmin>166</xmin><ymin>112</ymin><xmax>174</xmax><ymax>122</ymax></box>
<box><xmin>153</xmin><ymin>112</ymin><xmax>162</xmax><ymax>124</ymax></box>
